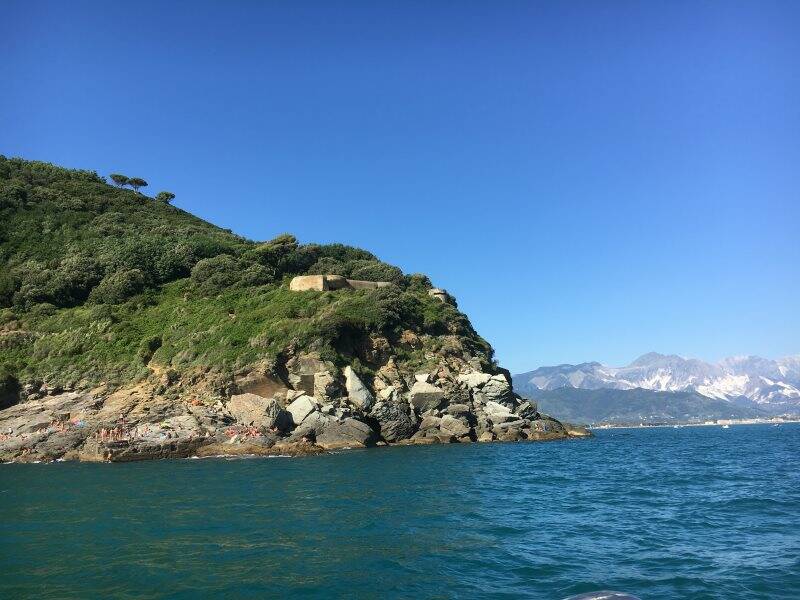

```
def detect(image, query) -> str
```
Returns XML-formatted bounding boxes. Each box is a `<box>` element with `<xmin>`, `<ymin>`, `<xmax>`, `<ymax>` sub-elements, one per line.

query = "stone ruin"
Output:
<box><xmin>289</xmin><ymin>275</ymin><xmax>453</xmax><ymax>304</ymax></box>
<box><xmin>289</xmin><ymin>274</ymin><xmax>392</xmax><ymax>292</ymax></box>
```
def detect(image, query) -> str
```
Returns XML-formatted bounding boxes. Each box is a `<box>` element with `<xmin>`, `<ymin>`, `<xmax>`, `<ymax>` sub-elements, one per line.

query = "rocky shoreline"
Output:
<box><xmin>0</xmin><ymin>346</ymin><xmax>591</xmax><ymax>463</ymax></box>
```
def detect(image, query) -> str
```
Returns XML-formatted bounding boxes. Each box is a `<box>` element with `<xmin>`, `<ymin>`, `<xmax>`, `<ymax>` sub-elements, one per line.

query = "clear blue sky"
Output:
<box><xmin>2</xmin><ymin>1</ymin><xmax>798</xmax><ymax>372</ymax></box>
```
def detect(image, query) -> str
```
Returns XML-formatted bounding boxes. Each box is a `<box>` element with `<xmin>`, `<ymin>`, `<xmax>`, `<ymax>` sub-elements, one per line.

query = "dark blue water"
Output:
<box><xmin>1</xmin><ymin>424</ymin><xmax>798</xmax><ymax>599</ymax></box>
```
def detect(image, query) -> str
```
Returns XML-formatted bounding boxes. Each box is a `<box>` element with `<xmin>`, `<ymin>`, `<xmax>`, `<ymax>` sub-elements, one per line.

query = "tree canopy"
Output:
<box><xmin>155</xmin><ymin>191</ymin><xmax>175</xmax><ymax>203</ymax></box>
<box><xmin>109</xmin><ymin>173</ymin><xmax>129</xmax><ymax>187</ymax></box>
<box><xmin>127</xmin><ymin>177</ymin><xmax>148</xmax><ymax>193</ymax></box>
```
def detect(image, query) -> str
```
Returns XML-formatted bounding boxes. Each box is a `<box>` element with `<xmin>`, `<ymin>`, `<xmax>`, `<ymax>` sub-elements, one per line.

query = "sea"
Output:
<box><xmin>1</xmin><ymin>423</ymin><xmax>798</xmax><ymax>599</ymax></box>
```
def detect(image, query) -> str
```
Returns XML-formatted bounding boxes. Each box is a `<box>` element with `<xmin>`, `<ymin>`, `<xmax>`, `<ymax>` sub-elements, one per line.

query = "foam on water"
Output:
<box><xmin>1</xmin><ymin>424</ymin><xmax>798</xmax><ymax>599</ymax></box>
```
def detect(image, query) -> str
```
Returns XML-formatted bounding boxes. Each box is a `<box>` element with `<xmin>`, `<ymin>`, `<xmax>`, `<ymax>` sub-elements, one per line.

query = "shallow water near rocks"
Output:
<box><xmin>1</xmin><ymin>424</ymin><xmax>798</xmax><ymax>599</ymax></box>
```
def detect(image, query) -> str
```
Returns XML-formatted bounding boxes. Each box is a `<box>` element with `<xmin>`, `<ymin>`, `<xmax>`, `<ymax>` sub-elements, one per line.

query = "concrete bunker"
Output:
<box><xmin>289</xmin><ymin>274</ymin><xmax>393</xmax><ymax>292</ymax></box>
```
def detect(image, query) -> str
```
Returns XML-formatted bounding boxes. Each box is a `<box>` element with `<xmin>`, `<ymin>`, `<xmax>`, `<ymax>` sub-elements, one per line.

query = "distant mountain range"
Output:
<box><xmin>513</xmin><ymin>353</ymin><xmax>800</xmax><ymax>424</ymax></box>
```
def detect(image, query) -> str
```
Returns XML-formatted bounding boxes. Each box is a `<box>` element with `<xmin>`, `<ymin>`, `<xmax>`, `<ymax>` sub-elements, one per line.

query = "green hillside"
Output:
<box><xmin>0</xmin><ymin>156</ymin><xmax>492</xmax><ymax>398</ymax></box>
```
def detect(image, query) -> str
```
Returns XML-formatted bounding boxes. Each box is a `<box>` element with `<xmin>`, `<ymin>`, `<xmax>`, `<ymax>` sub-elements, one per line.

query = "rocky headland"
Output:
<box><xmin>0</xmin><ymin>157</ymin><xmax>590</xmax><ymax>463</ymax></box>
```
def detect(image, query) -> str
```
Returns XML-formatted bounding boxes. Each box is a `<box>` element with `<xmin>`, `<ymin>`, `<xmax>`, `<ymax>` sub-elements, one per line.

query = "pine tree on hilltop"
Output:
<box><xmin>109</xmin><ymin>173</ymin><xmax>129</xmax><ymax>187</ymax></box>
<box><xmin>128</xmin><ymin>177</ymin><xmax>148</xmax><ymax>193</ymax></box>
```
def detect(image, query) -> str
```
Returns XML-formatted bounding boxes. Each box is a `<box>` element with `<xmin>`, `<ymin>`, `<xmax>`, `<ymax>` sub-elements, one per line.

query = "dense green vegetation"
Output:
<box><xmin>0</xmin><ymin>157</ymin><xmax>492</xmax><ymax>391</ymax></box>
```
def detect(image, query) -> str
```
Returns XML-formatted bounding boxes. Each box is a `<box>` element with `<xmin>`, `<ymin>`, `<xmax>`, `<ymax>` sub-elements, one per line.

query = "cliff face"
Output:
<box><xmin>0</xmin><ymin>157</ymin><xmax>588</xmax><ymax>462</ymax></box>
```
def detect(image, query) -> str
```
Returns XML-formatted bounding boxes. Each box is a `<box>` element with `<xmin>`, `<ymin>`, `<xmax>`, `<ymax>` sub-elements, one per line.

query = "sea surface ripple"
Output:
<box><xmin>1</xmin><ymin>424</ymin><xmax>798</xmax><ymax>599</ymax></box>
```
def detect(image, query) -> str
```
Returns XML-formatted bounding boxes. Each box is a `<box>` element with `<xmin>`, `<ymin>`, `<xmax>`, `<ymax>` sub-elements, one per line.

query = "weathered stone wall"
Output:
<box><xmin>289</xmin><ymin>275</ymin><xmax>392</xmax><ymax>292</ymax></box>
<box><xmin>289</xmin><ymin>275</ymin><xmax>326</xmax><ymax>291</ymax></box>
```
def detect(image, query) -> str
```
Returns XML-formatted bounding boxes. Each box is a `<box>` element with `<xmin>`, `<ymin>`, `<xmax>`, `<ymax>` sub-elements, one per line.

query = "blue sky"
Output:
<box><xmin>2</xmin><ymin>1</ymin><xmax>798</xmax><ymax>372</ymax></box>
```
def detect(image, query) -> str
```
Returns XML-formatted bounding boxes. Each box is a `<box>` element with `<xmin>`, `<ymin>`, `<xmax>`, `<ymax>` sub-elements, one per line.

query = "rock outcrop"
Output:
<box><xmin>0</xmin><ymin>333</ymin><xmax>591</xmax><ymax>463</ymax></box>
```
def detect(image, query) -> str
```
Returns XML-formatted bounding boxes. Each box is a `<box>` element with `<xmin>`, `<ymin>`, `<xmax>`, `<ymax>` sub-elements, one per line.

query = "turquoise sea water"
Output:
<box><xmin>1</xmin><ymin>424</ymin><xmax>798</xmax><ymax>599</ymax></box>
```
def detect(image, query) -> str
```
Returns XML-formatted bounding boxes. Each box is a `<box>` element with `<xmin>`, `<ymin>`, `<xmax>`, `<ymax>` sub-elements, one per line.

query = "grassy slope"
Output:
<box><xmin>0</xmin><ymin>157</ymin><xmax>493</xmax><ymax>393</ymax></box>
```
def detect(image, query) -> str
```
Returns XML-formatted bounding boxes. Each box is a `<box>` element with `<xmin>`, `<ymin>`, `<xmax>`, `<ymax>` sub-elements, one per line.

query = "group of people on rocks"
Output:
<box><xmin>48</xmin><ymin>419</ymin><xmax>72</xmax><ymax>433</ymax></box>
<box><xmin>95</xmin><ymin>426</ymin><xmax>129</xmax><ymax>442</ymax></box>
<box><xmin>225</xmin><ymin>425</ymin><xmax>265</xmax><ymax>439</ymax></box>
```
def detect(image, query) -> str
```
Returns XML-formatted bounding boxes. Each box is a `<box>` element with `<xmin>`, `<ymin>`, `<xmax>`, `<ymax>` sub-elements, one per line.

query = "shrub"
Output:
<box><xmin>0</xmin><ymin>364</ymin><xmax>21</xmax><ymax>410</ymax></box>
<box><xmin>239</xmin><ymin>263</ymin><xmax>275</xmax><ymax>287</ymax></box>
<box><xmin>155</xmin><ymin>191</ymin><xmax>175</xmax><ymax>203</ymax></box>
<box><xmin>306</xmin><ymin>257</ymin><xmax>348</xmax><ymax>276</ymax></box>
<box><xmin>405</xmin><ymin>273</ymin><xmax>432</xmax><ymax>291</ymax></box>
<box><xmin>12</xmin><ymin>262</ymin><xmax>59</xmax><ymax>308</ymax></box>
<box><xmin>89</xmin><ymin>269</ymin><xmax>146</xmax><ymax>304</ymax></box>
<box><xmin>190</xmin><ymin>254</ymin><xmax>241</xmax><ymax>295</ymax></box>
<box><xmin>49</xmin><ymin>255</ymin><xmax>104</xmax><ymax>306</ymax></box>
<box><xmin>349</xmin><ymin>260</ymin><xmax>404</xmax><ymax>283</ymax></box>
<box><xmin>315</xmin><ymin>243</ymin><xmax>376</xmax><ymax>263</ymax></box>
<box><xmin>0</xmin><ymin>272</ymin><xmax>17</xmax><ymax>307</ymax></box>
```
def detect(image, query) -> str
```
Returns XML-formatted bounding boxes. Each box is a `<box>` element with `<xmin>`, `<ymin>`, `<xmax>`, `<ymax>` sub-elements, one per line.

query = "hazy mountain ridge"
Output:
<box><xmin>529</xmin><ymin>387</ymin><xmax>762</xmax><ymax>425</ymax></box>
<box><xmin>514</xmin><ymin>352</ymin><xmax>800</xmax><ymax>417</ymax></box>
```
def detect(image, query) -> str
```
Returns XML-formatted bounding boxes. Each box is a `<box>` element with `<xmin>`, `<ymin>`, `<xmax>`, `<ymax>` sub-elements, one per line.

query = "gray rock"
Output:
<box><xmin>314</xmin><ymin>371</ymin><xmax>341</xmax><ymax>401</ymax></box>
<box><xmin>288</xmin><ymin>373</ymin><xmax>315</xmax><ymax>395</ymax></box>
<box><xmin>228</xmin><ymin>393</ymin><xmax>291</xmax><ymax>430</ymax></box>
<box><xmin>493</xmin><ymin>419</ymin><xmax>529</xmax><ymax>430</ymax></box>
<box><xmin>286</xmin><ymin>395</ymin><xmax>318</xmax><ymax>426</ymax></box>
<box><xmin>315</xmin><ymin>418</ymin><xmax>378</xmax><ymax>449</ymax></box>
<box><xmin>471</xmin><ymin>390</ymin><xmax>489</xmax><ymax>407</ymax></box>
<box><xmin>483</xmin><ymin>400</ymin><xmax>513</xmax><ymax>418</ymax></box>
<box><xmin>440</xmin><ymin>414</ymin><xmax>471</xmax><ymax>438</ymax></box>
<box><xmin>482</xmin><ymin>374</ymin><xmax>513</xmax><ymax>404</ymax></box>
<box><xmin>288</xmin><ymin>411</ymin><xmax>332</xmax><ymax>441</ymax></box>
<box><xmin>377</xmin><ymin>385</ymin><xmax>399</xmax><ymax>401</ymax></box>
<box><xmin>457</xmin><ymin>372</ymin><xmax>492</xmax><ymax>389</ymax></box>
<box><xmin>497</xmin><ymin>427</ymin><xmax>523</xmax><ymax>442</ymax></box>
<box><xmin>344</xmin><ymin>366</ymin><xmax>375</xmax><ymax>411</ymax></box>
<box><xmin>418</xmin><ymin>415</ymin><xmax>442</xmax><ymax>431</ymax></box>
<box><xmin>446</xmin><ymin>403</ymin><xmax>471</xmax><ymax>417</ymax></box>
<box><xmin>529</xmin><ymin>418</ymin><xmax>567</xmax><ymax>434</ymax></box>
<box><xmin>409</xmin><ymin>381</ymin><xmax>445</xmax><ymax>412</ymax></box>
<box><xmin>370</xmin><ymin>401</ymin><xmax>416</xmax><ymax>442</ymax></box>
<box><xmin>516</xmin><ymin>400</ymin><xmax>538</xmax><ymax>420</ymax></box>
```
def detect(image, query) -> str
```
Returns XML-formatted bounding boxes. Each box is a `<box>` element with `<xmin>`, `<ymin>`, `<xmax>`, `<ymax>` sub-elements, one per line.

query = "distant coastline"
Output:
<box><xmin>591</xmin><ymin>417</ymin><xmax>800</xmax><ymax>430</ymax></box>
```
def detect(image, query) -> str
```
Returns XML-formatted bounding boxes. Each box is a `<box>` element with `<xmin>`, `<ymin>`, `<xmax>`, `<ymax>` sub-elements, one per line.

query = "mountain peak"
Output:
<box><xmin>628</xmin><ymin>352</ymin><xmax>676</xmax><ymax>367</ymax></box>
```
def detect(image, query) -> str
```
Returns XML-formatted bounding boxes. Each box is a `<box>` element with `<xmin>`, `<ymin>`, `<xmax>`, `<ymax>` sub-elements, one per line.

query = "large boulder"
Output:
<box><xmin>235</xmin><ymin>372</ymin><xmax>289</xmax><ymax>399</ymax></box>
<box><xmin>516</xmin><ymin>400</ymin><xmax>538</xmax><ymax>420</ymax></box>
<box><xmin>445</xmin><ymin>404</ymin><xmax>471</xmax><ymax>418</ymax></box>
<box><xmin>409</xmin><ymin>380</ymin><xmax>445</xmax><ymax>412</ymax></box>
<box><xmin>374</xmin><ymin>358</ymin><xmax>405</xmax><ymax>392</ymax></box>
<box><xmin>483</xmin><ymin>400</ymin><xmax>516</xmax><ymax>423</ymax></box>
<box><xmin>481</xmin><ymin>374</ymin><xmax>513</xmax><ymax>405</ymax></box>
<box><xmin>315</xmin><ymin>418</ymin><xmax>379</xmax><ymax>449</ymax></box>
<box><xmin>440</xmin><ymin>414</ymin><xmax>471</xmax><ymax>439</ymax></box>
<box><xmin>457</xmin><ymin>372</ymin><xmax>492</xmax><ymax>389</ymax></box>
<box><xmin>314</xmin><ymin>371</ymin><xmax>341</xmax><ymax>401</ymax></box>
<box><xmin>286</xmin><ymin>395</ymin><xmax>318</xmax><ymax>426</ymax></box>
<box><xmin>343</xmin><ymin>366</ymin><xmax>375</xmax><ymax>411</ymax></box>
<box><xmin>418</xmin><ymin>414</ymin><xmax>442</xmax><ymax>431</ymax></box>
<box><xmin>370</xmin><ymin>400</ymin><xmax>416</xmax><ymax>442</ymax></box>
<box><xmin>288</xmin><ymin>411</ymin><xmax>332</xmax><ymax>441</ymax></box>
<box><xmin>228</xmin><ymin>393</ymin><xmax>291</xmax><ymax>431</ymax></box>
